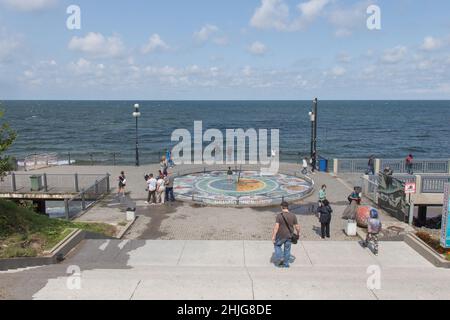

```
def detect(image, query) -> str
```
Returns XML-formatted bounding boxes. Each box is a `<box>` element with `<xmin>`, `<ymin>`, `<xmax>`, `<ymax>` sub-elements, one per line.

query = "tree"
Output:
<box><xmin>0</xmin><ymin>107</ymin><xmax>17</xmax><ymax>177</ymax></box>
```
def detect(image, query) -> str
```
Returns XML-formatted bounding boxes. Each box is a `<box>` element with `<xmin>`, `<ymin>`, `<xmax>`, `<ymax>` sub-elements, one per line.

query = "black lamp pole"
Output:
<box><xmin>313</xmin><ymin>97</ymin><xmax>318</xmax><ymax>158</ymax></box>
<box><xmin>133</xmin><ymin>104</ymin><xmax>141</xmax><ymax>167</ymax></box>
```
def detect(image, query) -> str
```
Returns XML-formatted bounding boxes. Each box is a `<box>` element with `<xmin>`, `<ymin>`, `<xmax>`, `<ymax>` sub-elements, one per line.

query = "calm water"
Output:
<box><xmin>1</xmin><ymin>100</ymin><xmax>450</xmax><ymax>164</ymax></box>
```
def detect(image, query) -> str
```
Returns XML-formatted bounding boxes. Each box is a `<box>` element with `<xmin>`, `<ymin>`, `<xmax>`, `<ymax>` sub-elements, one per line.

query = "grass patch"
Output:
<box><xmin>0</xmin><ymin>200</ymin><xmax>116</xmax><ymax>259</ymax></box>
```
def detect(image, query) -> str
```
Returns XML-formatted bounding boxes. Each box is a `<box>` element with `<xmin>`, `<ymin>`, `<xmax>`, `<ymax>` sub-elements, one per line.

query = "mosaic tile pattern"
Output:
<box><xmin>174</xmin><ymin>170</ymin><xmax>314</xmax><ymax>207</ymax></box>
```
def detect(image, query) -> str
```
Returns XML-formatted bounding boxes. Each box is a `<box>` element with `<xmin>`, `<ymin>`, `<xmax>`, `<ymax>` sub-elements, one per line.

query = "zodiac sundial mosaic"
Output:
<box><xmin>173</xmin><ymin>170</ymin><xmax>314</xmax><ymax>207</ymax></box>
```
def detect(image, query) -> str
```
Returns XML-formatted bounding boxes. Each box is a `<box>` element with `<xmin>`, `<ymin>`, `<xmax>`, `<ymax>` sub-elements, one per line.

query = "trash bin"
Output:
<box><xmin>319</xmin><ymin>157</ymin><xmax>328</xmax><ymax>172</ymax></box>
<box><xmin>30</xmin><ymin>175</ymin><xmax>43</xmax><ymax>191</ymax></box>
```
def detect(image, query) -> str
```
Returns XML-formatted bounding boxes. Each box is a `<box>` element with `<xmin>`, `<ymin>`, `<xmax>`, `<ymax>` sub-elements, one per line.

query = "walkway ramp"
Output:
<box><xmin>2</xmin><ymin>240</ymin><xmax>450</xmax><ymax>300</ymax></box>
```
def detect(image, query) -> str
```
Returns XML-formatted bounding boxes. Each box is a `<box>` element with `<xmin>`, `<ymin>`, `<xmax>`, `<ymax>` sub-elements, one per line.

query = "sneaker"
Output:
<box><xmin>144</xmin><ymin>201</ymin><xmax>149</xmax><ymax>205</ymax></box>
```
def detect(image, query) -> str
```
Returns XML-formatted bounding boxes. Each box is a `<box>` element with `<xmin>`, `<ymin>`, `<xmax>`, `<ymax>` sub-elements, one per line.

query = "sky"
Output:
<box><xmin>0</xmin><ymin>0</ymin><xmax>450</xmax><ymax>100</ymax></box>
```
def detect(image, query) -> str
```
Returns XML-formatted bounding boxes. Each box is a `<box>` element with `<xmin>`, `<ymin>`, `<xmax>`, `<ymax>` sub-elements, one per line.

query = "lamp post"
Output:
<box><xmin>133</xmin><ymin>103</ymin><xmax>141</xmax><ymax>166</ymax></box>
<box><xmin>312</xmin><ymin>97</ymin><xmax>318</xmax><ymax>158</ymax></box>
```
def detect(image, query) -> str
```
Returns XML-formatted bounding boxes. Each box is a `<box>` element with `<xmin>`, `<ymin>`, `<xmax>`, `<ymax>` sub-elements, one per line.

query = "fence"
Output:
<box><xmin>380</xmin><ymin>159</ymin><xmax>449</xmax><ymax>174</ymax></box>
<box><xmin>18</xmin><ymin>153</ymin><xmax>59</xmax><ymax>171</ymax></box>
<box><xmin>421</xmin><ymin>176</ymin><xmax>450</xmax><ymax>194</ymax></box>
<box><xmin>335</xmin><ymin>158</ymin><xmax>450</xmax><ymax>175</ymax></box>
<box><xmin>0</xmin><ymin>173</ymin><xmax>108</xmax><ymax>193</ymax></box>
<box><xmin>64</xmin><ymin>175</ymin><xmax>110</xmax><ymax>219</ymax></box>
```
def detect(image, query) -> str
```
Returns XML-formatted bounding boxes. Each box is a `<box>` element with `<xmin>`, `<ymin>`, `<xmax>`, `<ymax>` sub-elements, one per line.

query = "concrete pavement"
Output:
<box><xmin>1</xmin><ymin>239</ymin><xmax>449</xmax><ymax>300</ymax></box>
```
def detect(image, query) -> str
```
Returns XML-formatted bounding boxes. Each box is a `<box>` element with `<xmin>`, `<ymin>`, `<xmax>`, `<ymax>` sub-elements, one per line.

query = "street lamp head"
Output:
<box><xmin>133</xmin><ymin>103</ymin><xmax>141</xmax><ymax>118</ymax></box>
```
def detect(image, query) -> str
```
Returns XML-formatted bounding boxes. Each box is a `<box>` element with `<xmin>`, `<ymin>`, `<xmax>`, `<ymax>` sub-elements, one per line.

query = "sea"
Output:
<box><xmin>2</xmin><ymin>100</ymin><xmax>450</xmax><ymax>165</ymax></box>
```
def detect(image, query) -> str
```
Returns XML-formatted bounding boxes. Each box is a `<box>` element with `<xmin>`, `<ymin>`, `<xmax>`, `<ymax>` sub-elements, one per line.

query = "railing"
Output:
<box><xmin>421</xmin><ymin>176</ymin><xmax>450</xmax><ymax>194</ymax></box>
<box><xmin>0</xmin><ymin>173</ymin><xmax>107</xmax><ymax>193</ymax></box>
<box><xmin>18</xmin><ymin>153</ymin><xmax>59</xmax><ymax>171</ymax></box>
<box><xmin>334</xmin><ymin>158</ymin><xmax>450</xmax><ymax>174</ymax></box>
<box><xmin>381</xmin><ymin>159</ymin><xmax>449</xmax><ymax>174</ymax></box>
<box><xmin>337</xmin><ymin>159</ymin><xmax>369</xmax><ymax>174</ymax></box>
<box><xmin>64</xmin><ymin>175</ymin><xmax>110</xmax><ymax>219</ymax></box>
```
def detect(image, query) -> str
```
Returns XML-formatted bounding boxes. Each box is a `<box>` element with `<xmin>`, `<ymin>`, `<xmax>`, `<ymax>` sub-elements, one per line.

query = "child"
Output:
<box><xmin>362</xmin><ymin>209</ymin><xmax>382</xmax><ymax>255</ymax></box>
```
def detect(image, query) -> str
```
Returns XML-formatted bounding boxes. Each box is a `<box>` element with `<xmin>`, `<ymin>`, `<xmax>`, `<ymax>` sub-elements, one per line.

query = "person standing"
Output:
<box><xmin>405</xmin><ymin>154</ymin><xmax>414</xmax><ymax>175</ymax></box>
<box><xmin>145</xmin><ymin>174</ymin><xmax>157</xmax><ymax>205</ymax></box>
<box><xmin>318</xmin><ymin>184</ymin><xmax>327</xmax><ymax>207</ymax></box>
<box><xmin>367</xmin><ymin>155</ymin><xmax>375</xmax><ymax>175</ymax></box>
<box><xmin>117</xmin><ymin>171</ymin><xmax>126</xmax><ymax>197</ymax></box>
<box><xmin>301</xmin><ymin>157</ymin><xmax>308</xmax><ymax>175</ymax></box>
<box><xmin>318</xmin><ymin>199</ymin><xmax>333</xmax><ymax>239</ymax></box>
<box><xmin>227</xmin><ymin>167</ymin><xmax>233</xmax><ymax>184</ymax></box>
<box><xmin>362</xmin><ymin>209</ymin><xmax>382</xmax><ymax>255</ymax></box>
<box><xmin>164</xmin><ymin>172</ymin><xmax>175</xmax><ymax>202</ymax></box>
<box><xmin>271</xmin><ymin>202</ymin><xmax>300</xmax><ymax>268</ymax></box>
<box><xmin>156</xmin><ymin>175</ymin><xmax>166</xmax><ymax>204</ymax></box>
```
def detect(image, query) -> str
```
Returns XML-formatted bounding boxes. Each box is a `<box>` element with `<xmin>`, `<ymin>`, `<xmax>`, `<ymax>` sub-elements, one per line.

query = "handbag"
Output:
<box><xmin>281</xmin><ymin>213</ymin><xmax>299</xmax><ymax>244</ymax></box>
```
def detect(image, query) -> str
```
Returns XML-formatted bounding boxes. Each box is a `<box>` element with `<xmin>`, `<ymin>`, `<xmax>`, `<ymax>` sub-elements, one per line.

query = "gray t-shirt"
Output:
<box><xmin>276</xmin><ymin>211</ymin><xmax>298</xmax><ymax>240</ymax></box>
<box><xmin>165</xmin><ymin>175</ymin><xmax>174</xmax><ymax>188</ymax></box>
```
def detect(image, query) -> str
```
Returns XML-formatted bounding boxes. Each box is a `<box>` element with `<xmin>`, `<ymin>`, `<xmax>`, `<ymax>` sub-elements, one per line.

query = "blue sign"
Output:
<box><xmin>441</xmin><ymin>183</ymin><xmax>450</xmax><ymax>249</ymax></box>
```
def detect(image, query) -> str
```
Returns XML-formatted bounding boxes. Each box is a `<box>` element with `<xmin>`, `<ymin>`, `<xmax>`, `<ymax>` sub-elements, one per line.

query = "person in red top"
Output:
<box><xmin>405</xmin><ymin>154</ymin><xmax>414</xmax><ymax>175</ymax></box>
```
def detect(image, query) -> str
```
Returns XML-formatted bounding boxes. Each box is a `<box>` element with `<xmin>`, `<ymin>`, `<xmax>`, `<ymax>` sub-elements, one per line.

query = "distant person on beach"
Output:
<box><xmin>367</xmin><ymin>155</ymin><xmax>375</xmax><ymax>175</ymax></box>
<box><xmin>405</xmin><ymin>154</ymin><xmax>414</xmax><ymax>174</ymax></box>
<box><xmin>118</xmin><ymin>171</ymin><xmax>126</xmax><ymax>197</ymax></box>
<box><xmin>145</xmin><ymin>174</ymin><xmax>157</xmax><ymax>205</ymax></box>
<box><xmin>227</xmin><ymin>167</ymin><xmax>233</xmax><ymax>184</ymax></box>
<box><xmin>166</xmin><ymin>149</ymin><xmax>174</xmax><ymax>167</ymax></box>
<box><xmin>272</xmin><ymin>201</ymin><xmax>300</xmax><ymax>268</ymax></box>
<box><xmin>156</xmin><ymin>175</ymin><xmax>166</xmax><ymax>204</ymax></box>
<box><xmin>164</xmin><ymin>172</ymin><xmax>175</xmax><ymax>202</ymax></box>
<box><xmin>160</xmin><ymin>156</ymin><xmax>168</xmax><ymax>175</ymax></box>
<box><xmin>301</xmin><ymin>157</ymin><xmax>308</xmax><ymax>175</ymax></box>
<box><xmin>318</xmin><ymin>199</ymin><xmax>333</xmax><ymax>239</ymax></box>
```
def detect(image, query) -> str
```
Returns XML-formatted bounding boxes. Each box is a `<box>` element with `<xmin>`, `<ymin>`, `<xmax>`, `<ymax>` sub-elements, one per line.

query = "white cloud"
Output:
<box><xmin>193</xmin><ymin>24</ymin><xmax>219</xmax><ymax>43</ymax></box>
<box><xmin>298</xmin><ymin>0</ymin><xmax>329</xmax><ymax>20</ymax></box>
<box><xmin>248</xmin><ymin>41</ymin><xmax>268</xmax><ymax>56</ymax></box>
<box><xmin>327</xmin><ymin>1</ymin><xmax>369</xmax><ymax>37</ymax></box>
<box><xmin>381</xmin><ymin>46</ymin><xmax>407</xmax><ymax>64</ymax></box>
<box><xmin>68</xmin><ymin>32</ymin><xmax>125</xmax><ymax>58</ymax></box>
<box><xmin>250</xmin><ymin>0</ymin><xmax>330</xmax><ymax>31</ymax></box>
<box><xmin>329</xmin><ymin>66</ymin><xmax>346</xmax><ymax>77</ymax></box>
<box><xmin>421</xmin><ymin>36</ymin><xmax>443</xmax><ymax>51</ymax></box>
<box><xmin>68</xmin><ymin>58</ymin><xmax>105</xmax><ymax>76</ymax></box>
<box><xmin>1</xmin><ymin>0</ymin><xmax>57</xmax><ymax>12</ymax></box>
<box><xmin>142</xmin><ymin>34</ymin><xmax>169</xmax><ymax>54</ymax></box>
<box><xmin>250</xmin><ymin>0</ymin><xmax>290</xmax><ymax>31</ymax></box>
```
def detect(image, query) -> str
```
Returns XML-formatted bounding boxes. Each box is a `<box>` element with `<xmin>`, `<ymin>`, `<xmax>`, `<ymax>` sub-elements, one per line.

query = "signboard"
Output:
<box><xmin>441</xmin><ymin>183</ymin><xmax>450</xmax><ymax>249</ymax></box>
<box><xmin>405</xmin><ymin>182</ymin><xmax>416</xmax><ymax>194</ymax></box>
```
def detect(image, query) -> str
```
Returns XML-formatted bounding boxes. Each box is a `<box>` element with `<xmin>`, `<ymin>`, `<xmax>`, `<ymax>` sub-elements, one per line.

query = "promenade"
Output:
<box><xmin>25</xmin><ymin>163</ymin><xmax>400</xmax><ymax>240</ymax></box>
<box><xmin>1</xmin><ymin>162</ymin><xmax>449</xmax><ymax>300</ymax></box>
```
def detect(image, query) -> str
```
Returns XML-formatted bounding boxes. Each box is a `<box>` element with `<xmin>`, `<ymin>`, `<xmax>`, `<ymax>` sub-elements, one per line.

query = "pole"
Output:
<box><xmin>135</xmin><ymin>116</ymin><xmax>139</xmax><ymax>167</ymax></box>
<box><xmin>408</xmin><ymin>193</ymin><xmax>414</xmax><ymax>225</ymax></box>
<box><xmin>313</xmin><ymin>98</ymin><xmax>318</xmax><ymax>158</ymax></box>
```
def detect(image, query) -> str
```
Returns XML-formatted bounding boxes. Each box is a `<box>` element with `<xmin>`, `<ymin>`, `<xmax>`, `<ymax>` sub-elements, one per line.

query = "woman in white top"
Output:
<box><xmin>156</xmin><ymin>176</ymin><xmax>166</xmax><ymax>204</ymax></box>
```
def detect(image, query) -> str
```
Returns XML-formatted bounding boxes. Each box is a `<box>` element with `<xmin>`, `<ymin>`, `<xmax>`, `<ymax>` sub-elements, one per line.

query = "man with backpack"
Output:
<box><xmin>271</xmin><ymin>201</ymin><xmax>300</xmax><ymax>268</ymax></box>
<box><xmin>362</xmin><ymin>209</ymin><xmax>382</xmax><ymax>255</ymax></box>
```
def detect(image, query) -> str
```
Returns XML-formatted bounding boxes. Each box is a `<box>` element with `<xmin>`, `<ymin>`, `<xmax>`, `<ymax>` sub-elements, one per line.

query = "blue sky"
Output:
<box><xmin>0</xmin><ymin>0</ymin><xmax>450</xmax><ymax>99</ymax></box>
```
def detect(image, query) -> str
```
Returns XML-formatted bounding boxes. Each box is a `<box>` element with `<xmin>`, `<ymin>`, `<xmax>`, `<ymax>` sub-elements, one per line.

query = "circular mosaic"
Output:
<box><xmin>174</xmin><ymin>170</ymin><xmax>314</xmax><ymax>207</ymax></box>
